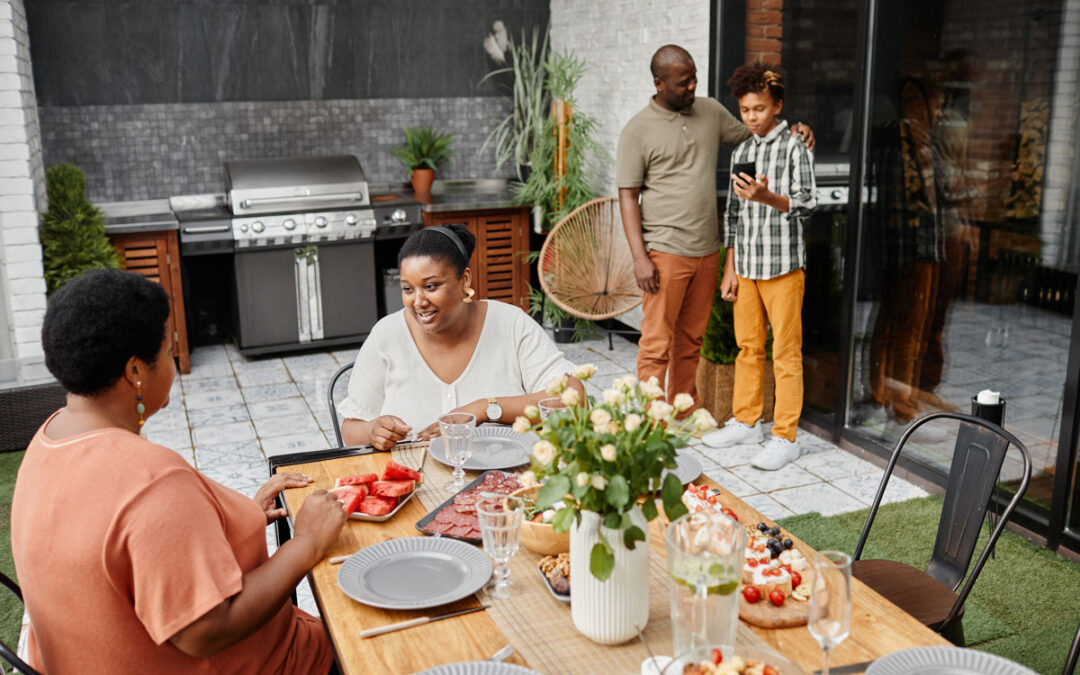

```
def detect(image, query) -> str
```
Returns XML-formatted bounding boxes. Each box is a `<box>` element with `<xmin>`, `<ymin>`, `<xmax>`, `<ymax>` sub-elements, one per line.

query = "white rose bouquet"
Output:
<box><xmin>515</xmin><ymin>365</ymin><xmax>717</xmax><ymax>580</ymax></box>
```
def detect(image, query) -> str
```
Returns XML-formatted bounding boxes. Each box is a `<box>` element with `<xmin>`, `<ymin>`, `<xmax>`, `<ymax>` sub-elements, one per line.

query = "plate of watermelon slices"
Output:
<box><xmin>330</xmin><ymin>460</ymin><xmax>423</xmax><ymax>522</ymax></box>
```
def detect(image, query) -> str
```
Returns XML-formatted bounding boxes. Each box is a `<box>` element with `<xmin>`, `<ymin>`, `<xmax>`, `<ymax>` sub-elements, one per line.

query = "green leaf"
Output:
<box><xmin>641</xmin><ymin>496</ymin><xmax>659</xmax><ymax>521</ymax></box>
<box><xmin>551</xmin><ymin>505</ymin><xmax>575</xmax><ymax>533</ymax></box>
<box><xmin>537</xmin><ymin>475</ymin><xmax>570</xmax><ymax>510</ymax></box>
<box><xmin>603</xmin><ymin>511</ymin><xmax>622</xmax><ymax>529</ymax></box>
<box><xmin>623</xmin><ymin>525</ymin><xmax>646</xmax><ymax>551</ymax></box>
<box><xmin>590</xmin><ymin>541</ymin><xmax>615</xmax><ymax>581</ymax></box>
<box><xmin>662</xmin><ymin>473</ymin><xmax>688</xmax><ymax>522</ymax></box>
<box><xmin>605</xmin><ymin>474</ymin><xmax>630</xmax><ymax>509</ymax></box>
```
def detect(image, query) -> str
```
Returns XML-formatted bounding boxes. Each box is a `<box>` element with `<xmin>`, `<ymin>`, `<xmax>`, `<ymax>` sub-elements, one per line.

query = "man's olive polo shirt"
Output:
<box><xmin>616</xmin><ymin>97</ymin><xmax>750</xmax><ymax>258</ymax></box>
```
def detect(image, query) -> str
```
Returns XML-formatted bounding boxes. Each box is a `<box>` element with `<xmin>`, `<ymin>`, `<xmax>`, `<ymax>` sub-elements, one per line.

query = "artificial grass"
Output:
<box><xmin>0</xmin><ymin>451</ymin><xmax>24</xmax><ymax>652</ymax></box>
<box><xmin>780</xmin><ymin>496</ymin><xmax>1080</xmax><ymax>675</ymax></box>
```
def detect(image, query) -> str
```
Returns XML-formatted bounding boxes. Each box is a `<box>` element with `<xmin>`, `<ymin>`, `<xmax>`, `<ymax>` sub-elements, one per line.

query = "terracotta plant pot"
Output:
<box><xmin>410</xmin><ymin>168</ymin><xmax>435</xmax><ymax>194</ymax></box>
<box><xmin>695</xmin><ymin>359</ymin><xmax>775</xmax><ymax>424</ymax></box>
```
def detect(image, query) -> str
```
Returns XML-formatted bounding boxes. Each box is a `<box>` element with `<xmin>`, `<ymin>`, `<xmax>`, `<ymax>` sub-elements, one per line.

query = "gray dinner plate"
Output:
<box><xmin>661</xmin><ymin>450</ymin><xmax>703</xmax><ymax>485</ymax></box>
<box><xmin>865</xmin><ymin>646</ymin><xmax>1036</xmax><ymax>675</ymax></box>
<box><xmin>337</xmin><ymin>536</ymin><xmax>492</xmax><ymax>610</ymax></box>
<box><xmin>430</xmin><ymin>425</ymin><xmax>539</xmax><ymax>471</ymax></box>
<box><xmin>414</xmin><ymin>663</ymin><xmax>538</xmax><ymax>675</ymax></box>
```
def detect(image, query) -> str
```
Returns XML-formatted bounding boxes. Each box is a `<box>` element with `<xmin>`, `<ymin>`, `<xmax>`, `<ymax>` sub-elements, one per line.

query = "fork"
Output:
<box><xmin>487</xmin><ymin>645</ymin><xmax>514</xmax><ymax>662</ymax></box>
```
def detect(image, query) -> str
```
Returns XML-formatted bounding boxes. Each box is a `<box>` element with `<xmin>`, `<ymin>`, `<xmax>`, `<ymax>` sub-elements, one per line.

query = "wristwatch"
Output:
<box><xmin>485</xmin><ymin>397</ymin><xmax>503</xmax><ymax>424</ymax></box>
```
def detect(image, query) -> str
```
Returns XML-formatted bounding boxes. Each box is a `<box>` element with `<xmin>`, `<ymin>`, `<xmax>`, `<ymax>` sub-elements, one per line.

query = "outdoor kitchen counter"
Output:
<box><xmin>99</xmin><ymin>199</ymin><xmax>179</xmax><ymax>234</ymax></box>
<box><xmin>412</xmin><ymin>178</ymin><xmax>519</xmax><ymax>213</ymax></box>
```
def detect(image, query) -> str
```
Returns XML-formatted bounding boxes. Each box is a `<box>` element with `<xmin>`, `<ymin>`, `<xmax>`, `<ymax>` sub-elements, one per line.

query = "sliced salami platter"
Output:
<box><xmin>415</xmin><ymin>470</ymin><xmax>521</xmax><ymax>543</ymax></box>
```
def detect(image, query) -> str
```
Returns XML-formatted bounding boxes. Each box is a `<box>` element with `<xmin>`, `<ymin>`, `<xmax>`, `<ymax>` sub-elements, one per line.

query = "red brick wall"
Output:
<box><xmin>746</xmin><ymin>0</ymin><xmax>782</xmax><ymax>65</ymax></box>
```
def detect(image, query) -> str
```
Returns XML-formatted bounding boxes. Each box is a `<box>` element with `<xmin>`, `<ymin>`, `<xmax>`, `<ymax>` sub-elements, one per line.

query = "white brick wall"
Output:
<box><xmin>0</xmin><ymin>0</ymin><xmax>49</xmax><ymax>385</ymax></box>
<box><xmin>1040</xmin><ymin>2</ymin><xmax>1079</xmax><ymax>267</ymax></box>
<box><xmin>549</xmin><ymin>0</ymin><xmax>711</xmax><ymax>194</ymax></box>
<box><xmin>549</xmin><ymin>0</ymin><xmax>710</xmax><ymax>329</ymax></box>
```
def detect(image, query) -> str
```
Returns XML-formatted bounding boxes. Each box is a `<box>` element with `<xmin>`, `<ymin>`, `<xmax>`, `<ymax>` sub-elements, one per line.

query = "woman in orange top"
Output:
<box><xmin>11</xmin><ymin>269</ymin><xmax>346</xmax><ymax>674</ymax></box>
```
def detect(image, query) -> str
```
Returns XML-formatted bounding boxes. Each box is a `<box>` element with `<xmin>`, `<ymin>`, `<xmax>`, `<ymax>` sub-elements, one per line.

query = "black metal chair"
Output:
<box><xmin>852</xmin><ymin>411</ymin><xmax>1031</xmax><ymax>646</ymax></box>
<box><xmin>1065</xmin><ymin>617</ymin><xmax>1080</xmax><ymax>675</ymax></box>
<box><xmin>326</xmin><ymin>363</ymin><xmax>354</xmax><ymax>448</ymax></box>
<box><xmin>0</xmin><ymin>571</ymin><xmax>40</xmax><ymax>675</ymax></box>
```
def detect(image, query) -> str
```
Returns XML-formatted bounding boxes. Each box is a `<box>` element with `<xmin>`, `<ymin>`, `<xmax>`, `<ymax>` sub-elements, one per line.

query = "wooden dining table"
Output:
<box><xmin>274</xmin><ymin>440</ymin><xmax>951</xmax><ymax>674</ymax></box>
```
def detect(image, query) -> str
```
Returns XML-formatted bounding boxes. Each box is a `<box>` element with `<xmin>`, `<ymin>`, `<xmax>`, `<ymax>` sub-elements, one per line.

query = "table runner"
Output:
<box><xmin>392</xmin><ymin>439</ymin><xmax>775</xmax><ymax>675</ymax></box>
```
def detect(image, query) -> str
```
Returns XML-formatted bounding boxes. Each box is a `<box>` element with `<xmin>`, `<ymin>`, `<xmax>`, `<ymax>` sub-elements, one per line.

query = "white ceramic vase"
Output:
<box><xmin>569</xmin><ymin>507</ymin><xmax>650</xmax><ymax>644</ymax></box>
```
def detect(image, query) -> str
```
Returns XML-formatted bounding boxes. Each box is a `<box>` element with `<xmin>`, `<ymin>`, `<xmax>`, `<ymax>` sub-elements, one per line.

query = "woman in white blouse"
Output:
<box><xmin>339</xmin><ymin>224</ymin><xmax>584</xmax><ymax>449</ymax></box>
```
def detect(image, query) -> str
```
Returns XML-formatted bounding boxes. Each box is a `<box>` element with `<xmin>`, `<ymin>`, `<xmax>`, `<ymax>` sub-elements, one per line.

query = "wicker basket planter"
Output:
<box><xmin>0</xmin><ymin>381</ymin><xmax>66</xmax><ymax>452</ymax></box>
<box><xmin>695</xmin><ymin>358</ymin><xmax>775</xmax><ymax>424</ymax></box>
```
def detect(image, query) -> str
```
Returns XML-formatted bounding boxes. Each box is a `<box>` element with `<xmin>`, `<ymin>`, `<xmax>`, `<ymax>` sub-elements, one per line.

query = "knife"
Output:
<box><xmin>358</xmin><ymin>605</ymin><xmax>489</xmax><ymax>639</ymax></box>
<box><xmin>813</xmin><ymin>660</ymin><xmax>874</xmax><ymax>675</ymax></box>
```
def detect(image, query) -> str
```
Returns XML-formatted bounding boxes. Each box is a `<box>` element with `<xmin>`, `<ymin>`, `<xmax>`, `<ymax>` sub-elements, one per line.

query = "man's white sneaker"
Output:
<box><xmin>702</xmin><ymin>418</ymin><xmax>763</xmax><ymax>448</ymax></box>
<box><xmin>752</xmin><ymin>436</ymin><xmax>800</xmax><ymax>471</ymax></box>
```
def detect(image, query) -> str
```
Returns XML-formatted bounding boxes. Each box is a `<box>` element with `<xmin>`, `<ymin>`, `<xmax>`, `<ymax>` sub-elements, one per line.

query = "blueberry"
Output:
<box><xmin>757</xmin><ymin>522</ymin><xmax>768</xmax><ymax>532</ymax></box>
<box><xmin>784</xmin><ymin>538</ymin><xmax>794</xmax><ymax>549</ymax></box>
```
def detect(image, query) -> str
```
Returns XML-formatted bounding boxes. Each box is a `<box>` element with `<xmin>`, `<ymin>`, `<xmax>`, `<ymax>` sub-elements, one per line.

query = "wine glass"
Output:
<box><xmin>438</xmin><ymin>412</ymin><xmax>475</xmax><ymax>490</ymax></box>
<box><xmin>537</xmin><ymin>396</ymin><xmax>566</xmax><ymax>421</ymax></box>
<box><xmin>808</xmin><ymin>550</ymin><xmax>852</xmax><ymax>675</ymax></box>
<box><xmin>476</xmin><ymin>492</ymin><xmax>524</xmax><ymax>598</ymax></box>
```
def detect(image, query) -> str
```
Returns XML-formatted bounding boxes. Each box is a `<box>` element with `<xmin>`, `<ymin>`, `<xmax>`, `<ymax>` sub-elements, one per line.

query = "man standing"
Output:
<box><xmin>616</xmin><ymin>45</ymin><xmax>812</xmax><ymax>406</ymax></box>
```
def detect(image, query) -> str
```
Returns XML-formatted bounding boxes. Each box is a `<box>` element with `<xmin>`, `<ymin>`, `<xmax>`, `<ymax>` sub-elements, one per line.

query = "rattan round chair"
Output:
<box><xmin>538</xmin><ymin>197</ymin><xmax>642</xmax><ymax>321</ymax></box>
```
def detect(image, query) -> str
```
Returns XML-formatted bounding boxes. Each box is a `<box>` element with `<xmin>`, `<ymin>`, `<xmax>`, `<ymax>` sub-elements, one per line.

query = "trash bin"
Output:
<box><xmin>383</xmin><ymin>268</ymin><xmax>404</xmax><ymax>315</ymax></box>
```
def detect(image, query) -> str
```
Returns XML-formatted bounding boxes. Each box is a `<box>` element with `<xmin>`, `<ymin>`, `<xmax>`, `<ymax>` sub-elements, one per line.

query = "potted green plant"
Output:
<box><xmin>392</xmin><ymin>126</ymin><xmax>456</xmax><ymax>194</ymax></box>
<box><xmin>698</xmin><ymin>249</ymin><xmax>774</xmax><ymax>423</ymax></box>
<box><xmin>479</xmin><ymin>26</ymin><xmax>549</xmax><ymax>181</ymax></box>
<box><xmin>514</xmin><ymin>366</ymin><xmax>717</xmax><ymax>643</ymax></box>
<box><xmin>39</xmin><ymin>163</ymin><xmax>122</xmax><ymax>295</ymax></box>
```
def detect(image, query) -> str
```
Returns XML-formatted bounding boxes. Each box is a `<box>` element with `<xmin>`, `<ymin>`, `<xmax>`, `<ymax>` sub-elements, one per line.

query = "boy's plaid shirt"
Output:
<box><xmin>723</xmin><ymin>119</ymin><xmax>817</xmax><ymax>280</ymax></box>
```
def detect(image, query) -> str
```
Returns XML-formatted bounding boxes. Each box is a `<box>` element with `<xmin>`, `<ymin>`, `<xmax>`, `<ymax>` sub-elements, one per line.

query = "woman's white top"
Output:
<box><xmin>338</xmin><ymin>300</ymin><xmax>577</xmax><ymax>431</ymax></box>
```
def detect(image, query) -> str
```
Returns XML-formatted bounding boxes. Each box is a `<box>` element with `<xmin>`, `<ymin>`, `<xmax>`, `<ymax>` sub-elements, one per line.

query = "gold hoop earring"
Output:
<box><xmin>136</xmin><ymin>381</ymin><xmax>146</xmax><ymax>427</ymax></box>
<box><xmin>463</xmin><ymin>287</ymin><xmax>476</xmax><ymax>304</ymax></box>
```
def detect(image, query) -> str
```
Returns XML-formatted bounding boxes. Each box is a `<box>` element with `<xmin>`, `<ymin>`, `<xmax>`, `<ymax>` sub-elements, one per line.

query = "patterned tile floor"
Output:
<box><xmin>143</xmin><ymin>334</ymin><xmax>927</xmax><ymax>615</ymax></box>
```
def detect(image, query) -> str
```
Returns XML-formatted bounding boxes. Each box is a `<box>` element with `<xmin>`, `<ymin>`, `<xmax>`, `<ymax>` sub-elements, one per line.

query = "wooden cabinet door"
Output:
<box><xmin>426</xmin><ymin>209</ymin><xmax>530</xmax><ymax>312</ymax></box>
<box><xmin>109</xmin><ymin>231</ymin><xmax>191</xmax><ymax>374</ymax></box>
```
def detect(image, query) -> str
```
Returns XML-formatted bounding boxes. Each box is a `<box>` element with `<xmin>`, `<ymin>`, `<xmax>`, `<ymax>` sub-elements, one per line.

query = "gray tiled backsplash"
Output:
<box><xmin>39</xmin><ymin>96</ymin><xmax>515</xmax><ymax>203</ymax></box>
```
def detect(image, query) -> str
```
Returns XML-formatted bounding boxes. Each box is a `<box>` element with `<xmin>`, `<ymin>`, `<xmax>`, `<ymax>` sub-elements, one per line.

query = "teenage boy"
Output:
<box><xmin>703</xmin><ymin>63</ymin><xmax>816</xmax><ymax>470</ymax></box>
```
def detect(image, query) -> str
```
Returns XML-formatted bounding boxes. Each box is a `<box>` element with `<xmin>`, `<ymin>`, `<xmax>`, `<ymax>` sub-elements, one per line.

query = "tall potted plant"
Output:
<box><xmin>697</xmin><ymin>249</ymin><xmax>775</xmax><ymax>422</ymax></box>
<box><xmin>515</xmin><ymin>366</ymin><xmax>717</xmax><ymax>643</ymax></box>
<box><xmin>39</xmin><ymin>163</ymin><xmax>122</xmax><ymax>295</ymax></box>
<box><xmin>392</xmin><ymin>126</ymin><xmax>456</xmax><ymax>194</ymax></box>
<box><xmin>479</xmin><ymin>26</ymin><xmax>549</xmax><ymax>181</ymax></box>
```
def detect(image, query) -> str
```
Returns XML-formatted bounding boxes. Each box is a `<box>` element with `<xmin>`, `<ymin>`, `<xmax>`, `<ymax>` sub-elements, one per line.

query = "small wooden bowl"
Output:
<box><xmin>510</xmin><ymin>485</ymin><xmax>570</xmax><ymax>555</ymax></box>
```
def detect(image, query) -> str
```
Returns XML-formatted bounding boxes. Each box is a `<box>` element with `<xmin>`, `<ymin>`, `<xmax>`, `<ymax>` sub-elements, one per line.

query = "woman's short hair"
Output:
<box><xmin>397</xmin><ymin>224</ymin><xmax>477</xmax><ymax>276</ymax></box>
<box><xmin>42</xmin><ymin>269</ymin><xmax>171</xmax><ymax>396</ymax></box>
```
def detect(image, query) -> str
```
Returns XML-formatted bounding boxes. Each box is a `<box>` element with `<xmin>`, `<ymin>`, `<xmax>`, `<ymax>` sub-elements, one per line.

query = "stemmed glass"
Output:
<box><xmin>537</xmin><ymin>396</ymin><xmax>566</xmax><ymax>421</ymax></box>
<box><xmin>808</xmin><ymin>550</ymin><xmax>852</xmax><ymax>675</ymax></box>
<box><xmin>438</xmin><ymin>412</ymin><xmax>475</xmax><ymax>490</ymax></box>
<box><xmin>476</xmin><ymin>492</ymin><xmax>524</xmax><ymax>599</ymax></box>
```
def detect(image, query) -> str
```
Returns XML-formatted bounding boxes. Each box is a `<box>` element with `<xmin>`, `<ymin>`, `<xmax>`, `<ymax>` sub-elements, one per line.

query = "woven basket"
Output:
<box><xmin>695</xmin><ymin>359</ymin><xmax>775</xmax><ymax>424</ymax></box>
<box><xmin>0</xmin><ymin>382</ymin><xmax>66</xmax><ymax>452</ymax></box>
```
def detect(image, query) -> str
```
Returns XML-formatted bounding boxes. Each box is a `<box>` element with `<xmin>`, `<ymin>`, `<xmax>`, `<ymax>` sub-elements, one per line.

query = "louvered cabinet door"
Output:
<box><xmin>108</xmin><ymin>230</ymin><xmax>192</xmax><ymax>374</ymax></box>
<box><xmin>426</xmin><ymin>208</ymin><xmax>530</xmax><ymax>313</ymax></box>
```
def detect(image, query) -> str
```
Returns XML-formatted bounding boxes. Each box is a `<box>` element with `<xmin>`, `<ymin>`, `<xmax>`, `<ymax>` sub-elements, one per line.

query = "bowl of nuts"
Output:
<box><xmin>538</xmin><ymin>553</ymin><xmax>570</xmax><ymax>601</ymax></box>
<box><xmin>510</xmin><ymin>485</ymin><xmax>571</xmax><ymax>555</ymax></box>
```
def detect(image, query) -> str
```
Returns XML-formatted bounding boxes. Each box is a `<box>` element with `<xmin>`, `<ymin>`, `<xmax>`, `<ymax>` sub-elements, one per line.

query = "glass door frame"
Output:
<box><xmin>711</xmin><ymin>0</ymin><xmax>1080</xmax><ymax>553</ymax></box>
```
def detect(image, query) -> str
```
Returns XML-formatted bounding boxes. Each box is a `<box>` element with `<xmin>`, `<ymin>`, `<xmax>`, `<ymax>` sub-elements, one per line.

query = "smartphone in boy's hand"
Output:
<box><xmin>732</xmin><ymin>161</ymin><xmax>756</xmax><ymax>182</ymax></box>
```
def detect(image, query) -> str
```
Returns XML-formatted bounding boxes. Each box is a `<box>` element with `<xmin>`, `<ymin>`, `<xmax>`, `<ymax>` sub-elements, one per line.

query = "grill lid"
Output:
<box><xmin>225</xmin><ymin>155</ymin><xmax>370</xmax><ymax>215</ymax></box>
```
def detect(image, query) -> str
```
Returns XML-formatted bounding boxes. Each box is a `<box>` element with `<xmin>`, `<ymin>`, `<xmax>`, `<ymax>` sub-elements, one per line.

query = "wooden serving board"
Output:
<box><xmin>738</xmin><ymin>568</ymin><xmax>814</xmax><ymax>628</ymax></box>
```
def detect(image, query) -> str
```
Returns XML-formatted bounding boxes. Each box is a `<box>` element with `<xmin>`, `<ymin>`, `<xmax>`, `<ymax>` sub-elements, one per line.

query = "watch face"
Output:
<box><xmin>486</xmin><ymin>402</ymin><xmax>502</xmax><ymax>421</ymax></box>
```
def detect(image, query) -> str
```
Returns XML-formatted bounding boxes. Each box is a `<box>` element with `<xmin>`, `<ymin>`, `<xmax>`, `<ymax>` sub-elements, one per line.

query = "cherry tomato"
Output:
<box><xmin>711</xmin><ymin>648</ymin><xmax>723</xmax><ymax>665</ymax></box>
<box><xmin>721</xmin><ymin>507</ymin><xmax>739</xmax><ymax>522</ymax></box>
<box><xmin>706</xmin><ymin>495</ymin><xmax>717</xmax><ymax>504</ymax></box>
<box><xmin>790</xmin><ymin>570</ymin><xmax>802</xmax><ymax>587</ymax></box>
<box><xmin>747</xmin><ymin>558</ymin><xmax>758</xmax><ymax>567</ymax></box>
<box><xmin>763</xmin><ymin>667</ymin><xmax>780</xmax><ymax>675</ymax></box>
<box><xmin>742</xmin><ymin>585</ymin><xmax>761</xmax><ymax>603</ymax></box>
<box><xmin>769</xmin><ymin>589</ymin><xmax>785</xmax><ymax>606</ymax></box>
<box><xmin>760</xmin><ymin>557</ymin><xmax>771</xmax><ymax>565</ymax></box>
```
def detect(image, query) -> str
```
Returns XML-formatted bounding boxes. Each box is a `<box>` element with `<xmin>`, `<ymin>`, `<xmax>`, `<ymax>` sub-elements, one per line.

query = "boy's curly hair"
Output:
<box><xmin>727</xmin><ymin>62</ymin><xmax>785</xmax><ymax>103</ymax></box>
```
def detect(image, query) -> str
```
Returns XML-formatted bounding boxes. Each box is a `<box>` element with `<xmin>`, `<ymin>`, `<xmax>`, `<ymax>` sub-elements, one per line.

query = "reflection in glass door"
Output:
<box><xmin>848</xmin><ymin>0</ymin><xmax>1079</xmax><ymax>517</ymax></box>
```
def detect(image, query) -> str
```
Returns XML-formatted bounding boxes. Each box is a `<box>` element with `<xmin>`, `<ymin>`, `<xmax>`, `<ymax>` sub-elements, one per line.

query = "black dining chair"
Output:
<box><xmin>327</xmin><ymin>363</ymin><xmax>354</xmax><ymax>448</ymax></box>
<box><xmin>0</xmin><ymin>571</ymin><xmax>41</xmax><ymax>675</ymax></box>
<box><xmin>852</xmin><ymin>411</ymin><xmax>1032</xmax><ymax>647</ymax></box>
<box><xmin>1065</xmin><ymin>616</ymin><xmax>1080</xmax><ymax>675</ymax></box>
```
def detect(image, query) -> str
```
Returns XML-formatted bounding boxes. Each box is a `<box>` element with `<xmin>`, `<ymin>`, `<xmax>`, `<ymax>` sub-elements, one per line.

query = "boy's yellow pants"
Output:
<box><xmin>732</xmin><ymin>268</ymin><xmax>805</xmax><ymax>441</ymax></box>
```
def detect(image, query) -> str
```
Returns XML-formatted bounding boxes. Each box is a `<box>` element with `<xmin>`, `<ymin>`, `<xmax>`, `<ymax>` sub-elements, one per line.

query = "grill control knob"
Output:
<box><xmin>251</xmin><ymin>221</ymin><xmax>265</xmax><ymax>234</ymax></box>
<box><xmin>283</xmin><ymin>218</ymin><xmax>297</xmax><ymax>231</ymax></box>
<box><xmin>391</xmin><ymin>208</ymin><xmax>407</xmax><ymax>223</ymax></box>
<box><xmin>315</xmin><ymin>216</ymin><xmax>328</xmax><ymax>228</ymax></box>
<box><xmin>239</xmin><ymin>223</ymin><xmax>249</xmax><ymax>233</ymax></box>
<box><xmin>831</xmin><ymin>189</ymin><xmax>844</xmax><ymax>200</ymax></box>
<box><xmin>345</xmin><ymin>214</ymin><xmax>358</xmax><ymax>226</ymax></box>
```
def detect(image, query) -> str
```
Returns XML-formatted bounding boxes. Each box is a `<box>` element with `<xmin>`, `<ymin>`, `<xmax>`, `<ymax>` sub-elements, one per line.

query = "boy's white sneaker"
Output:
<box><xmin>752</xmin><ymin>436</ymin><xmax>800</xmax><ymax>471</ymax></box>
<box><xmin>703</xmin><ymin>418</ymin><xmax>763</xmax><ymax>448</ymax></box>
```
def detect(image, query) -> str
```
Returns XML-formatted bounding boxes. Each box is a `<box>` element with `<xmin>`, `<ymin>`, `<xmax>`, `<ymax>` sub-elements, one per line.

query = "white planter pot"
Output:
<box><xmin>569</xmin><ymin>507</ymin><xmax>650</xmax><ymax>644</ymax></box>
